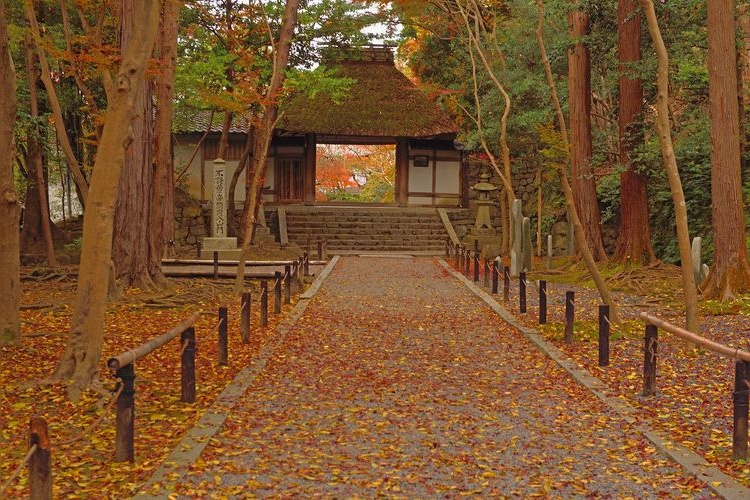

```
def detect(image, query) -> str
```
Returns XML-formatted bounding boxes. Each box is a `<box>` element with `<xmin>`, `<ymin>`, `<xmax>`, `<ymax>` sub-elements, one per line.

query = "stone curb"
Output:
<box><xmin>437</xmin><ymin>258</ymin><xmax>750</xmax><ymax>500</ymax></box>
<box><xmin>133</xmin><ymin>256</ymin><xmax>341</xmax><ymax>499</ymax></box>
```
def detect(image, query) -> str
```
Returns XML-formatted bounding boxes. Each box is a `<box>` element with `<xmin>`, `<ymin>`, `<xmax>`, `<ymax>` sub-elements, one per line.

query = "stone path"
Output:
<box><xmin>141</xmin><ymin>256</ymin><xmax>719</xmax><ymax>498</ymax></box>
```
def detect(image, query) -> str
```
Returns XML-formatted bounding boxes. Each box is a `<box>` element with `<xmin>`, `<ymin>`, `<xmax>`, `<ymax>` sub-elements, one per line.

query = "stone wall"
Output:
<box><xmin>173</xmin><ymin>188</ymin><xmax>209</xmax><ymax>256</ymax></box>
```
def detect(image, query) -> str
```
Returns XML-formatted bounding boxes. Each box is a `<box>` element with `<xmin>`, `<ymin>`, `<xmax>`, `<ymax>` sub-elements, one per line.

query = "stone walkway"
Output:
<box><xmin>139</xmin><ymin>256</ymin><xmax>720</xmax><ymax>498</ymax></box>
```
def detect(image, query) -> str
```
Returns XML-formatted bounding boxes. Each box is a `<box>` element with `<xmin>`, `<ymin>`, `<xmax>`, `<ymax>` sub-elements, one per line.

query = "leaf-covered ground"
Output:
<box><xmin>1</xmin><ymin>256</ymin><xmax>746</xmax><ymax>497</ymax></box>
<box><xmin>0</xmin><ymin>274</ymin><xmax>308</xmax><ymax>497</ymax></box>
<box><xmin>152</xmin><ymin>257</ymin><xmax>719</xmax><ymax>497</ymax></box>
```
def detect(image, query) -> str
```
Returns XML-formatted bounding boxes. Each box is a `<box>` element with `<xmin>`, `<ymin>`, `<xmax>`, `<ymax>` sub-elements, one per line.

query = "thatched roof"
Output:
<box><xmin>172</xmin><ymin>109</ymin><xmax>252</xmax><ymax>135</ymax></box>
<box><xmin>277</xmin><ymin>49</ymin><xmax>457</xmax><ymax>139</ymax></box>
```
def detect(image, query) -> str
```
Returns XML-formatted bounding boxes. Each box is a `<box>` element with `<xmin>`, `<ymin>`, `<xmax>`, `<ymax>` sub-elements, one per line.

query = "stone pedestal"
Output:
<box><xmin>201</xmin><ymin>158</ymin><xmax>241</xmax><ymax>259</ymax></box>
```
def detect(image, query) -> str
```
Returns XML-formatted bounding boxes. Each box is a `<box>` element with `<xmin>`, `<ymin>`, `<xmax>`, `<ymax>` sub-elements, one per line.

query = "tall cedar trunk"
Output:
<box><xmin>0</xmin><ymin>0</ymin><xmax>20</xmax><ymax>346</ymax></box>
<box><xmin>568</xmin><ymin>7</ymin><xmax>607</xmax><ymax>261</ymax></box>
<box><xmin>638</xmin><ymin>0</ymin><xmax>700</xmax><ymax>332</ymax></box>
<box><xmin>536</xmin><ymin>0</ymin><xmax>620</xmax><ymax>323</ymax></box>
<box><xmin>150</xmin><ymin>0</ymin><xmax>180</xmax><ymax>279</ymax></box>
<box><xmin>740</xmin><ymin>5</ymin><xmax>749</xmax><ymax>184</ymax></box>
<box><xmin>702</xmin><ymin>0</ymin><xmax>750</xmax><ymax>299</ymax></box>
<box><xmin>235</xmin><ymin>0</ymin><xmax>300</xmax><ymax>293</ymax></box>
<box><xmin>113</xmin><ymin>0</ymin><xmax>156</xmax><ymax>289</ymax></box>
<box><xmin>24</xmin><ymin>39</ymin><xmax>57</xmax><ymax>266</ymax></box>
<box><xmin>52</xmin><ymin>0</ymin><xmax>162</xmax><ymax>400</ymax></box>
<box><xmin>614</xmin><ymin>0</ymin><xmax>655</xmax><ymax>264</ymax></box>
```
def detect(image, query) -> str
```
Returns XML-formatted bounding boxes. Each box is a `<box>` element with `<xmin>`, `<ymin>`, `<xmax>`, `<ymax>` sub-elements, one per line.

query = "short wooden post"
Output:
<box><xmin>519</xmin><ymin>272</ymin><xmax>527</xmax><ymax>314</ymax></box>
<box><xmin>642</xmin><ymin>324</ymin><xmax>658</xmax><ymax>396</ymax></box>
<box><xmin>213</xmin><ymin>251</ymin><xmax>219</xmax><ymax>279</ymax></box>
<box><xmin>29</xmin><ymin>416</ymin><xmax>52</xmax><ymax>500</ymax></box>
<box><xmin>240</xmin><ymin>292</ymin><xmax>250</xmax><ymax>343</ymax></box>
<box><xmin>196</xmin><ymin>240</ymin><xmax>202</xmax><ymax>259</ymax></box>
<box><xmin>218</xmin><ymin>306</ymin><xmax>228</xmax><ymax>365</ymax></box>
<box><xmin>482</xmin><ymin>255</ymin><xmax>490</xmax><ymax>288</ymax></box>
<box><xmin>539</xmin><ymin>280</ymin><xmax>547</xmax><ymax>324</ymax></box>
<box><xmin>297</xmin><ymin>258</ymin><xmax>304</xmax><ymax>288</ymax></box>
<box><xmin>473</xmin><ymin>250</ymin><xmax>480</xmax><ymax>282</ymax></box>
<box><xmin>284</xmin><ymin>265</ymin><xmax>291</xmax><ymax>305</ymax></box>
<box><xmin>114</xmin><ymin>363</ymin><xmax>136</xmax><ymax>462</ymax></box>
<box><xmin>317</xmin><ymin>238</ymin><xmax>323</xmax><ymax>260</ymax></box>
<box><xmin>564</xmin><ymin>291</ymin><xmax>575</xmax><ymax>343</ymax></box>
<box><xmin>260</xmin><ymin>280</ymin><xmax>268</xmax><ymax>326</ymax></box>
<box><xmin>181</xmin><ymin>327</ymin><xmax>196</xmax><ymax>403</ymax></box>
<box><xmin>304</xmin><ymin>252</ymin><xmax>310</xmax><ymax>276</ymax></box>
<box><xmin>454</xmin><ymin>244</ymin><xmax>460</xmax><ymax>269</ymax></box>
<box><xmin>464</xmin><ymin>248</ymin><xmax>470</xmax><ymax>276</ymax></box>
<box><xmin>733</xmin><ymin>360</ymin><xmax>749</xmax><ymax>460</ymax></box>
<box><xmin>274</xmin><ymin>271</ymin><xmax>282</xmax><ymax>314</ymax></box>
<box><xmin>491</xmin><ymin>260</ymin><xmax>498</xmax><ymax>294</ymax></box>
<box><xmin>598</xmin><ymin>305</ymin><xmax>610</xmax><ymax>367</ymax></box>
<box><xmin>503</xmin><ymin>266</ymin><xmax>510</xmax><ymax>301</ymax></box>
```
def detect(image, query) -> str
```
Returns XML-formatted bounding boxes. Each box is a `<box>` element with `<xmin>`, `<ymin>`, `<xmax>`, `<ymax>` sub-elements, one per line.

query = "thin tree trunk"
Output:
<box><xmin>150</xmin><ymin>0</ymin><xmax>180</xmax><ymax>281</ymax></box>
<box><xmin>0</xmin><ymin>0</ymin><xmax>20</xmax><ymax>346</ymax></box>
<box><xmin>24</xmin><ymin>1</ymin><xmax>89</xmax><ymax>207</ymax></box>
<box><xmin>25</xmin><ymin>38</ymin><xmax>58</xmax><ymax>266</ymax></box>
<box><xmin>235</xmin><ymin>0</ymin><xmax>300</xmax><ymax>293</ymax></box>
<box><xmin>52</xmin><ymin>0</ymin><xmax>162</xmax><ymax>401</ymax></box>
<box><xmin>638</xmin><ymin>0</ymin><xmax>700</xmax><ymax>332</ymax></box>
<box><xmin>702</xmin><ymin>0</ymin><xmax>750</xmax><ymax>299</ymax></box>
<box><xmin>614</xmin><ymin>0</ymin><xmax>655</xmax><ymax>264</ymax></box>
<box><xmin>568</xmin><ymin>5</ymin><xmax>606</xmax><ymax>261</ymax></box>
<box><xmin>536</xmin><ymin>0</ymin><xmax>620</xmax><ymax>323</ymax></box>
<box><xmin>227</xmin><ymin>128</ymin><xmax>253</xmax><ymax>237</ymax></box>
<box><xmin>113</xmin><ymin>0</ymin><xmax>156</xmax><ymax>290</ymax></box>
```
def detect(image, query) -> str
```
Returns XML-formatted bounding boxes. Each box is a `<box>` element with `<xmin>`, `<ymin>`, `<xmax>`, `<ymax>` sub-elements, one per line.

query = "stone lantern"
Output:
<box><xmin>462</xmin><ymin>169</ymin><xmax>502</xmax><ymax>257</ymax></box>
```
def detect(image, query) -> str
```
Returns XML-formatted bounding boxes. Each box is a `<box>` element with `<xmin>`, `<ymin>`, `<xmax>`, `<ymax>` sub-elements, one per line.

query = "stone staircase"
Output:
<box><xmin>280</xmin><ymin>206</ymin><xmax>451</xmax><ymax>255</ymax></box>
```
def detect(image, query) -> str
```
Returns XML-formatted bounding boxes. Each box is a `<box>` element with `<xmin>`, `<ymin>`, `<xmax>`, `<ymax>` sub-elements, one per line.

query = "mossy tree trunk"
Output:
<box><xmin>52</xmin><ymin>0</ymin><xmax>163</xmax><ymax>401</ymax></box>
<box><xmin>638</xmin><ymin>0</ymin><xmax>700</xmax><ymax>333</ymax></box>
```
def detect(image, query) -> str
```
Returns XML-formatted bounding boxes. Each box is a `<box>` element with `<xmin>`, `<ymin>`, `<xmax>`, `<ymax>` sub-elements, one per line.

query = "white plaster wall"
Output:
<box><xmin>408</xmin><ymin>160</ymin><xmax>433</xmax><ymax>192</ymax></box>
<box><xmin>435</xmin><ymin>161</ymin><xmax>460</xmax><ymax>194</ymax></box>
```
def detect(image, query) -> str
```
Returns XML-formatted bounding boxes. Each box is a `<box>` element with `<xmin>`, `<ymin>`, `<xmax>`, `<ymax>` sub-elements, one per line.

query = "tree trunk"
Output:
<box><xmin>24</xmin><ymin>38</ymin><xmax>58</xmax><ymax>266</ymax></box>
<box><xmin>702</xmin><ymin>0</ymin><xmax>750</xmax><ymax>300</ymax></box>
<box><xmin>227</xmin><ymin>128</ymin><xmax>253</xmax><ymax>238</ymax></box>
<box><xmin>568</xmin><ymin>6</ymin><xmax>607</xmax><ymax>261</ymax></box>
<box><xmin>235</xmin><ymin>0</ymin><xmax>300</xmax><ymax>293</ymax></box>
<box><xmin>0</xmin><ymin>0</ymin><xmax>20</xmax><ymax>346</ymax></box>
<box><xmin>536</xmin><ymin>0</ymin><xmax>620</xmax><ymax>323</ymax></box>
<box><xmin>52</xmin><ymin>0</ymin><xmax>162</xmax><ymax>401</ymax></box>
<box><xmin>150</xmin><ymin>0</ymin><xmax>180</xmax><ymax>282</ymax></box>
<box><xmin>614</xmin><ymin>0</ymin><xmax>655</xmax><ymax>264</ymax></box>
<box><xmin>638</xmin><ymin>0</ymin><xmax>700</xmax><ymax>332</ymax></box>
<box><xmin>112</xmin><ymin>0</ymin><xmax>157</xmax><ymax>290</ymax></box>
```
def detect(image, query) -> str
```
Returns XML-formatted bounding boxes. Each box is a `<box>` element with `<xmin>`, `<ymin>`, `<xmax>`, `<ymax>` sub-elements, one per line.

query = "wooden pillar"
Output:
<box><xmin>396</xmin><ymin>137</ymin><xmax>409</xmax><ymax>206</ymax></box>
<box><xmin>303</xmin><ymin>133</ymin><xmax>316</xmax><ymax>205</ymax></box>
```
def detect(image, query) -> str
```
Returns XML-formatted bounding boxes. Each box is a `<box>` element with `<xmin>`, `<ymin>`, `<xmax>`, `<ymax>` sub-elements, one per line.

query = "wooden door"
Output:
<box><xmin>276</xmin><ymin>158</ymin><xmax>304</xmax><ymax>202</ymax></box>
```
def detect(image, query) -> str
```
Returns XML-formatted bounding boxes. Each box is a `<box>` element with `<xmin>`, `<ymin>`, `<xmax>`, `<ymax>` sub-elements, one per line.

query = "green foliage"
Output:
<box><xmin>284</xmin><ymin>66</ymin><xmax>354</xmax><ymax>105</ymax></box>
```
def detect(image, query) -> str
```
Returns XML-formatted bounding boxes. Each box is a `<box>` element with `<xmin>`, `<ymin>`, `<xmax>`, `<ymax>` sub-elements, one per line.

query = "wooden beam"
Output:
<box><xmin>304</xmin><ymin>133</ymin><xmax>316</xmax><ymax>205</ymax></box>
<box><xmin>396</xmin><ymin>138</ymin><xmax>409</xmax><ymax>206</ymax></box>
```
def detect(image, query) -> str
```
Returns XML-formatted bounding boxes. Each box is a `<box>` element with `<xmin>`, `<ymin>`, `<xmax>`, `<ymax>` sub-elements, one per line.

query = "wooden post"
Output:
<box><xmin>519</xmin><ymin>272</ymin><xmax>527</xmax><ymax>314</ymax></box>
<box><xmin>284</xmin><ymin>265</ymin><xmax>291</xmax><ymax>305</ymax></box>
<box><xmin>297</xmin><ymin>258</ymin><xmax>304</xmax><ymax>288</ymax></box>
<box><xmin>29</xmin><ymin>416</ymin><xmax>52</xmax><ymax>500</ymax></box>
<box><xmin>599</xmin><ymin>305</ymin><xmax>610</xmax><ymax>367</ymax></box>
<box><xmin>274</xmin><ymin>271</ymin><xmax>282</xmax><ymax>314</ymax></box>
<box><xmin>539</xmin><ymin>280</ymin><xmax>547</xmax><ymax>324</ymax></box>
<box><xmin>473</xmin><ymin>250</ymin><xmax>480</xmax><ymax>282</ymax></box>
<box><xmin>482</xmin><ymin>257</ymin><xmax>488</xmax><ymax>288</ymax></box>
<box><xmin>565</xmin><ymin>291</ymin><xmax>575</xmax><ymax>343</ymax></box>
<box><xmin>454</xmin><ymin>244</ymin><xmax>460</xmax><ymax>268</ymax></box>
<box><xmin>213</xmin><ymin>251</ymin><xmax>219</xmax><ymax>279</ymax></box>
<box><xmin>218</xmin><ymin>306</ymin><xmax>228</xmax><ymax>366</ymax></box>
<box><xmin>240</xmin><ymin>292</ymin><xmax>250</xmax><ymax>343</ymax></box>
<box><xmin>260</xmin><ymin>280</ymin><xmax>268</xmax><ymax>327</ymax></box>
<box><xmin>196</xmin><ymin>240</ymin><xmax>202</xmax><ymax>259</ymax></box>
<box><xmin>181</xmin><ymin>327</ymin><xmax>196</xmax><ymax>403</ymax></box>
<box><xmin>464</xmin><ymin>248</ymin><xmax>470</xmax><ymax>276</ymax></box>
<box><xmin>642</xmin><ymin>324</ymin><xmax>658</xmax><ymax>396</ymax></box>
<box><xmin>503</xmin><ymin>266</ymin><xmax>510</xmax><ymax>301</ymax></box>
<box><xmin>317</xmin><ymin>238</ymin><xmax>323</xmax><ymax>260</ymax></box>
<box><xmin>491</xmin><ymin>260</ymin><xmax>498</xmax><ymax>294</ymax></box>
<box><xmin>114</xmin><ymin>363</ymin><xmax>136</xmax><ymax>462</ymax></box>
<box><xmin>303</xmin><ymin>251</ymin><xmax>310</xmax><ymax>276</ymax></box>
<box><xmin>733</xmin><ymin>360</ymin><xmax>749</xmax><ymax>460</ymax></box>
